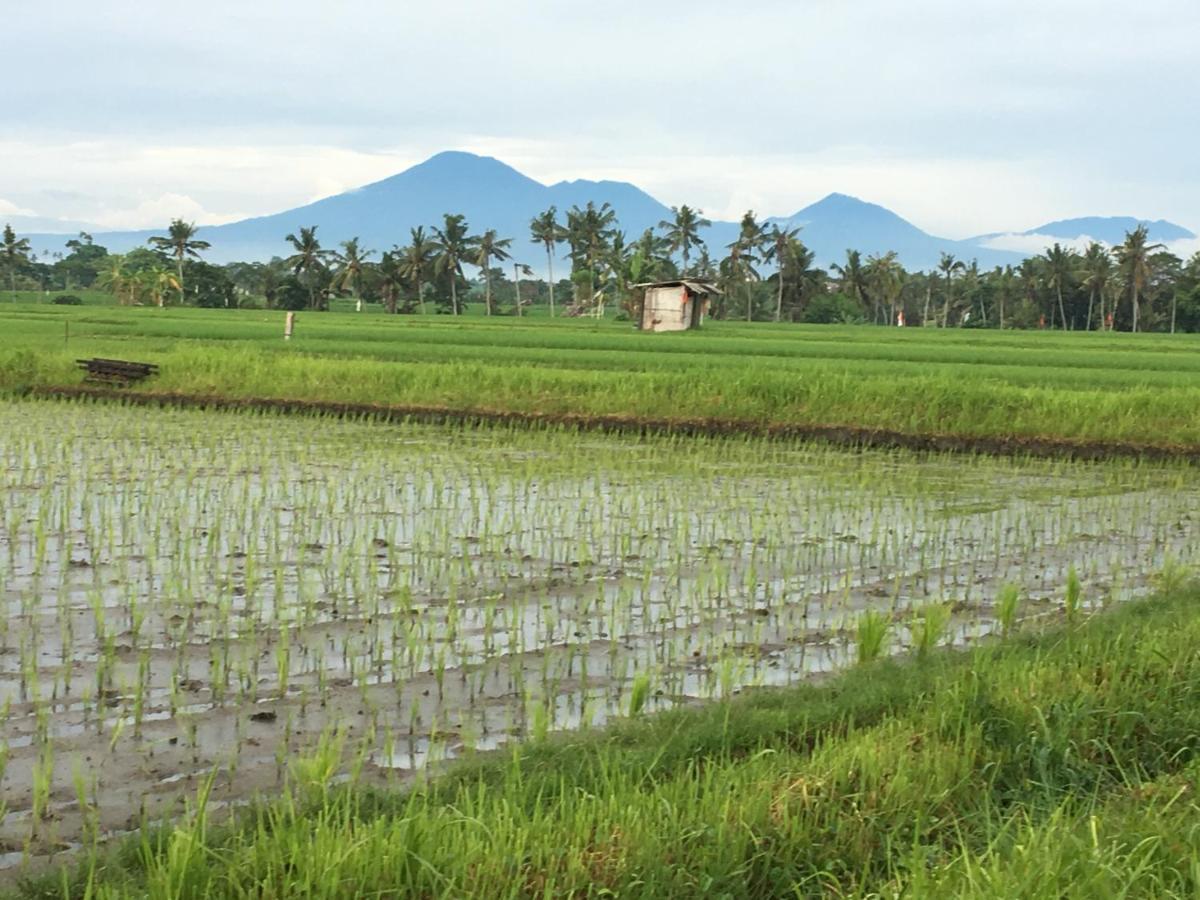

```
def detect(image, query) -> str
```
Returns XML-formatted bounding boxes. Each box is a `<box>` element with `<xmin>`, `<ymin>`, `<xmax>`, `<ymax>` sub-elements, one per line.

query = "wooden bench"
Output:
<box><xmin>75</xmin><ymin>358</ymin><xmax>160</xmax><ymax>386</ymax></box>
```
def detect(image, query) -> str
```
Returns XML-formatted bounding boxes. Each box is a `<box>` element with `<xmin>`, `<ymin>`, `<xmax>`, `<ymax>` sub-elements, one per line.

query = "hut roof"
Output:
<box><xmin>633</xmin><ymin>279</ymin><xmax>722</xmax><ymax>295</ymax></box>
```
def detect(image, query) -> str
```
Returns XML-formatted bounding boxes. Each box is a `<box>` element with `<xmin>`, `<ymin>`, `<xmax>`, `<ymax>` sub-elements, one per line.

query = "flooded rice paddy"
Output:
<box><xmin>0</xmin><ymin>398</ymin><xmax>1196</xmax><ymax>863</ymax></box>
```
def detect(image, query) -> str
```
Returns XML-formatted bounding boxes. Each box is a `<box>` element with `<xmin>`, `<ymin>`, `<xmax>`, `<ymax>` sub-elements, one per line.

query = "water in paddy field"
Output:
<box><xmin>0</xmin><ymin>398</ymin><xmax>1196</xmax><ymax>863</ymax></box>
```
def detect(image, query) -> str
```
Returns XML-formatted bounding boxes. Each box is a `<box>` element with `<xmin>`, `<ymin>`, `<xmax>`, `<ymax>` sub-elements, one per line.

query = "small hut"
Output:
<box><xmin>635</xmin><ymin>280</ymin><xmax>721</xmax><ymax>332</ymax></box>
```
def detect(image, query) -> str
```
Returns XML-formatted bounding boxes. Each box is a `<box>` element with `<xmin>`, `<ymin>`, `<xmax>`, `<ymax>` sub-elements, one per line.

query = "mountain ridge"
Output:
<box><xmin>13</xmin><ymin>151</ymin><xmax>1194</xmax><ymax>271</ymax></box>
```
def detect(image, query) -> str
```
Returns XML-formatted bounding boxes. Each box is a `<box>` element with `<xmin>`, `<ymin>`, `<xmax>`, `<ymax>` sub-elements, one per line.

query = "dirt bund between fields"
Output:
<box><xmin>29</xmin><ymin>385</ymin><xmax>1200</xmax><ymax>463</ymax></box>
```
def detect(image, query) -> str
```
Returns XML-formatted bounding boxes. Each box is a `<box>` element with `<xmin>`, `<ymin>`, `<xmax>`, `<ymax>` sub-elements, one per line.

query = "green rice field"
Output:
<box><xmin>3</xmin><ymin>304</ymin><xmax>1200</xmax><ymax>448</ymax></box>
<box><xmin>1</xmin><ymin>396</ymin><xmax>1196</xmax><ymax>883</ymax></box>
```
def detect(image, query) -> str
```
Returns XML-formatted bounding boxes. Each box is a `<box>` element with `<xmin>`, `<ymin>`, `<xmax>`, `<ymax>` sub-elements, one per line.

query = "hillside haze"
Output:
<box><xmin>16</xmin><ymin>151</ymin><xmax>1193</xmax><ymax>271</ymax></box>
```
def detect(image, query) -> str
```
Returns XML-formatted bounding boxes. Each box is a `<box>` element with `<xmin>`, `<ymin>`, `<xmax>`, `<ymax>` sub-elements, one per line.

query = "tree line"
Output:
<box><xmin>3</xmin><ymin>209</ymin><xmax>1199</xmax><ymax>331</ymax></box>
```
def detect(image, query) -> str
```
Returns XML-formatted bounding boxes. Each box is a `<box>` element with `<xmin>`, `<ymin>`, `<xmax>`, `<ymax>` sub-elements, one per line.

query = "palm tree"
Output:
<box><xmin>1018</xmin><ymin>257</ymin><xmax>1040</xmax><ymax>323</ymax></box>
<box><xmin>475</xmin><ymin>229</ymin><xmax>513</xmax><ymax>315</ymax></box>
<box><xmin>283</xmin><ymin>226</ymin><xmax>330</xmax><ymax>310</ymax></box>
<box><xmin>565</xmin><ymin>202</ymin><xmax>616</xmax><ymax>309</ymax></box>
<box><xmin>728</xmin><ymin>211</ymin><xmax>768</xmax><ymax>322</ymax></box>
<box><xmin>866</xmin><ymin>252</ymin><xmax>904</xmax><ymax>325</ymax></box>
<box><xmin>603</xmin><ymin>230</ymin><xmax>634</xmax><ymax>315</ymax></box>
<box><xmin>831</xmin><ymin>249</ymin><xmax>869</xmax><ymax>321</ymax></box>
<box><xmin>1041</xmin><ymin>243</ymin><xmax>1077</xmax><ymax>329</ymax></box>
<box><xmin>1080</xmin><ymin>242</ymin><xmax>1112</xmax><ymax>330</ymax></box>
<box><xmin>141</xmin><ymin>267</ymin><xmax>181</xmax><ymax>308</ymax></box>
<box><xmin>691</xmin><ymin>247</ymin><xmax>717</xmax><ymax>281</ymax></box>
<box><xmin>148</xmin><ymin>219</ymin><xmax>210</xmax><ymax>306</ymax></box>
<box><xmin>762</xmin><ymin>224</ymin><xmax>801</xmax><ymax>322</ymax></box>
<box><xmin>937</xmin><ymin>253</ymin><xmax>965</xmax><ymax>326</ymax></box>
<box><xmin>432</xmin><ymin>214</ymin><xmax>477</xmax><ymax>315</ymax></box>
<box><xmin>960</xmin><ymin>260</ymin><xmax>985</xmax><ymax>326</ymax></box>
<box><xmin>331</xmin><ymin>238</ymin><xmax>374</xmax><ymax>311</ymax></box>
<box><xmin>658</xmin><ymin>205</ymin><xmax>711</xmax><ymax>277</ymax></box>
<box><xmin>629</xmin><ymin>228</ymin><xmax>672</xmax><ymax>283</ymax></box>
<box><xmin>1113</xmin><ymin>225</ymin><xmax>1164</xmax><ymax>332</ymax></box>
<box><xmin>260</xmin><ymin>262</ymin><xmax>284</xmax><ymax>310</ymax></box>
<box><xmin>65</xmin><ymin>232</ymin><xmax>93</xmax><ymax>253</ymax></box>
<box><xmin>789</xmin><ymin>238</ymin><xmax>824</xmax><ymax>319</ymax></box>
<box><xmin>1153</xmin><ymin>251</ymin><xmax>1186</xmax><ymax>334</ymax></box>
<box><xmin>530</xmin><ymin>207</ymin><xmax>566</xmax><ymax>317</ymax></box>
<box><xmin>398</xmin><ymin>227</ymin><xmax>438</xmax><ymax>314</ymax></box>
<box><xmin>1</xmin><ymin>224</ymin><xmax>32</xmax><ymax>301</ymax></box>
<box><xmin>512</xmin><ymin>262</ymin><xmax>534</xmax><ymax>316</ymax></box>
<box><xmin>95</xmin><ymin>255</ymin><xmax>136</xmax><ymax>306</ymax></box>
<box><xmin>376</xmin><ymin>250</ymin><xmax>405</xmax><ymax>314</ymax></box>
<box><xmin>992</xmin><ymin>265</ymin><xmax>1017</xmax><ymax>330</ymax></box>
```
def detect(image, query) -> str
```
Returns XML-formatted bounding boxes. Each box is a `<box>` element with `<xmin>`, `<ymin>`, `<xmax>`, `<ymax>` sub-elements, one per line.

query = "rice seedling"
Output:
<box><xmin>855</xmin><ymin>611</ymin><xmax>890</xmax><ymax>664</ymax></box>
<box><xmin>1065</xmin><ymin>564</ymin><xmax>1083</xmax><ymax>622</ymax></box>
<box><xmin>1154</xmin><ymin>556</ymin><xmax>1191</xmax><ymax>594</ymax></box>
<box><xmin>996</xmin><ymin>583</ymin><xmax>1021</xmax><ymax>635</ymax></box>
<box><xmin>911</xmin><ymin>602</ymin><xmax>952</xmax><ymax>658</ymax></box>
<box><xmin>0</xmin><ymin>395</ymin><xmax>1196</xmax><ymax>864</ymax></box>
<box><xmin>30</xmin><ymin>742</ymin><xmax>53</xmax><ymax>824</ymax></box>
<box><xmin>627</xmin><ymin>672</ymin><xmax>651</xmax><ymax>718</ymax></box>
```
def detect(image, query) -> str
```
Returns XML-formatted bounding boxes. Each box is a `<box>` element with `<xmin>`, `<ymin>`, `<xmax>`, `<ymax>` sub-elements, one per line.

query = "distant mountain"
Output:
<box><xmin>767</xmin><ymin>193</ymin><xmax>1021</xmax><ymax>270</ymax></box>
<box><xmin>13</xmin><ymin>151</ymin><xmax>1195</xmax><ymax>272</ymax></box>
<box><xmin>21</xmin><ymin>152</ymin><xmax>684</xmax><ymax>268</ymax></box>
<box><xmin>1021</xmin><ymin>217</ymin><xmax>1195</xmax><ymax>245</ymax></box>
<box><xmin>5</xmin><ymin>214</ymin><xmax>104</xmax><ymax>239</ymax></box>
<box><xmin>970</xmin><ymin>217</ymin><xmax>1196</xmax><ymax>252</ymax></box>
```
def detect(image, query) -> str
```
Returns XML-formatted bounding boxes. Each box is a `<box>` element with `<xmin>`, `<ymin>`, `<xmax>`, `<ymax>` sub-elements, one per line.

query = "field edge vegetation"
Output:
<box><xmin>4</xmin><ymin>332</ymin><xmax>1200</xmax><ymax>454</ymax></box>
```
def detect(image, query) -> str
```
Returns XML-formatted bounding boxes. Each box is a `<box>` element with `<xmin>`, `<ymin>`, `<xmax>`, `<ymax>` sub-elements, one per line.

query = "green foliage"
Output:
<box><xmin>185</xmin><ymin>261</ymin><xmax>237</xmax><ymax>308</ymax></box>
<box><xmin>51</xmin><ymin>294</ymin><xmax>82</xmax><ymax>305</ymax></box>
<box><xmin>802</xmin><ymin>290</ymin><xmax>866</xmax><ymax>324</ymax></box>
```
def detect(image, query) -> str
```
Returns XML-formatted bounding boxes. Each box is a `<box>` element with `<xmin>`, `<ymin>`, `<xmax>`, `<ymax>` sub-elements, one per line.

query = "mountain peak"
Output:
<box><xmin>407</xmin><ymin>150</ymin><xmax>533</xmax><ymax>180</ymax></box>
<box><xmin>819</xmin><ymin>191</ymin><xmax>865</xmax><ymax>204</ymax></box>
<box><xmin>787</xmin><ymin>191</ymin><xmax>911</xmax><ymax>227</ymax></box>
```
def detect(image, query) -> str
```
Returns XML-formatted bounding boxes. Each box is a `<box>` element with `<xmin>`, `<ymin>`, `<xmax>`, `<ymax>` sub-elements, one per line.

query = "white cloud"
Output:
<box><xmin>979</xmin><ymin>232</ymin><xmax>1097</xmax><ymax>255</ymax></box>
<box><xmin>0</xmin><ymin>139</ymin><xmax>410</xmax><ymax>229</ymax></box>
<box><xmin>0</xmin><ymin>198</ymin><xmax>35</xmax><ymax>217</ymax></box>
<box><xmin>1</xmin><ymin>0</ymin><xmax>1197</xmax><ymax>237</ymax></box>
<box><xmin>980</xmin><ymin>233</ymin><xmax>1200</xmax><ymax>262</ymax></box>
<box><xmin>1167</xmin><ymin>237</ymin><xmax>1200</xmax><ymax>261</ymax></box>
<box><xmin>88</xmin><ymin>193</ymin><xmax>248</xmax><ymax>230</ymax></box>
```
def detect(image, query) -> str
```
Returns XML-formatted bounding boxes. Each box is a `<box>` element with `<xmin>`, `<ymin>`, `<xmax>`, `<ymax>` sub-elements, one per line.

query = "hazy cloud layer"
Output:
<box><xmin>981</xmin><ymin>233</ymin><xmax>1200</xmax><ymax>261</ymax></box>
<box><xmin>2</xmin><ymin>0</ymin><xmax>1197</xmax><ymax>235</ymax></box>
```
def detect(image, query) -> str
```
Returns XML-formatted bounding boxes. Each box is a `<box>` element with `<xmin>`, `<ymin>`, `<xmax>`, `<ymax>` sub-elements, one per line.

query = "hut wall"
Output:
<box><xmin>642</xmin><ymin>285</ymin><xmax>691</xmax><ymax>332</ymax></box>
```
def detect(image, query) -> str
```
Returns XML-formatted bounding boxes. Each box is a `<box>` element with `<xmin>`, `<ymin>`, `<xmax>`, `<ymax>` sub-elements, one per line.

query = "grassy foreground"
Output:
<box><xmin>4</xmin><ymin>304</ymin><xmax>1200</xmax><ymax>449</ymax></box>
<box><xmin>14</xmin><ymin>581</ymin><xmax>1200</xmax><ymax>899</ymax></box>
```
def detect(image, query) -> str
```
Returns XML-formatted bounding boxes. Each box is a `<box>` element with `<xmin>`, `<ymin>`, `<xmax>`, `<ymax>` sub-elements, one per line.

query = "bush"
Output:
<box><xmin>803</xmin><ymin>292</ymin><xmax>866</xmax><ymax>324</ymax></box>
<box><xmin>52</xmin><ymin>294</ymin><xmax>83</xmax><ymax>305</ymax></box>
<box><xmin>0</xmin><ymin>349</ymin><xmax>42</xmax><ymax>392</ymax></box>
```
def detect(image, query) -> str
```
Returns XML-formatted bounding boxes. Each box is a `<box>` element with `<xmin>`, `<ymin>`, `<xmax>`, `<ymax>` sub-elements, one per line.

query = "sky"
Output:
<box><xmin>2</xmin><ymin>0</ymin><xmax>1198</xmax><ymax>241</ymax></box>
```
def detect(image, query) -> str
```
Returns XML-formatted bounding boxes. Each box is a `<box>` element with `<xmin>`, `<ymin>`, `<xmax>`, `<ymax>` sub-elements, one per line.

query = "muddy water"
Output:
<box><xmin>0</xmin><ymin>399</ymin><xmax>1196</xmax><ymax>868</ymax></box>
